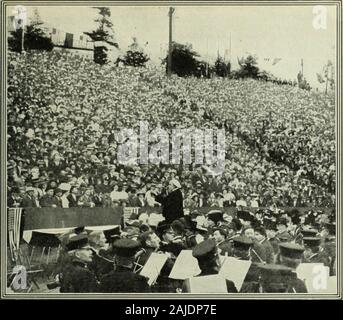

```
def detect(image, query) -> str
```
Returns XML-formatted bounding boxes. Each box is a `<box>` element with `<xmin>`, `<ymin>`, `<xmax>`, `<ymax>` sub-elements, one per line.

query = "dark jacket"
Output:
<box><xmin>99</xmin><ymin>266</ymin><xmax>151</xmax><ymax>293</ymax></box>
<box><xmin>156</xmin><ymin>188</ymin><xmax>184</xmax><ymax>223</ymax></box>
<box><xmin>40</xmin><ymin>194</ymin><xmax>60</xmax><ymax>207</ymax></box>
<box><xmin>67</xmin><ymin>194</ymin><xmax>79</xmax><ymax>207</ymax></box>
<box><xmin>21</xmin><ymin>195</ymin><xmax>39</xmax><ymax>208</ymax></box>
<box><xmin>60</xmin><ymin>260</ymin><xmax>99</xmax><ymax>293</ymax></box>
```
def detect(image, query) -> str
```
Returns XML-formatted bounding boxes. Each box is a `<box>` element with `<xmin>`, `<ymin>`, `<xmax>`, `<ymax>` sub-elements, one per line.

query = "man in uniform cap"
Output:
<box><xmin>99</xmin><ymin>239</ymin><xmax>150</xmax><ymax>293</ymax></box>
<box><xmin>231</xmin><ymin>235</ymin><xmax>254</xmax><ymax>260</ymax></box>
<box><xmin>278</xmin><ymin>242</ymin><xmax>304</xmax><ymax>270</ymax></box>
<box><xmin>59</xmin><ymin>234</ymin><xmax>99</xmax><ymax>293</ymax></box>
<box><xmin>182</xmin><ymin>239</ymin><xmax>237</xmax><ymax>293</ymax></box>
<box><xmin>257</xmin><ymin>263</ymin><xmax>307</xmax><ymax>293</ymax></box>
<box><xmin>229</xmin><ymin>236</ymin><xmax>261</xmax><ymax>293</ymax></box>
<box><xmin>303</xmin><ymin>237</ymin><xmax>330</xmax><ymax>266</ymax></box>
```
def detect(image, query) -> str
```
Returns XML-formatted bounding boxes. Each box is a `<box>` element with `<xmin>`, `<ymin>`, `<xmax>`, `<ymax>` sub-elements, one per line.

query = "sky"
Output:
<box><xmin>7</xmin><ymin>4</ymin><xmax>337</xmax><ymax>87</ymax></box>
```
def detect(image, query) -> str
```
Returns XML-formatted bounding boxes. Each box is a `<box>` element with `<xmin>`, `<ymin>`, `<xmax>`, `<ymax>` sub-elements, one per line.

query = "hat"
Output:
<box><xmin>206</xmin><ymin>210</ymin><xmax>223</xmax><ymax>224</ymax></box>
<box><xmin>232</xmin><ymin>236</ymin><xmax>253</xmax><ymax>251</ymax></box>
<box><xmin>59</xmin><ymin>183</ymin><xmax>71</xmax><ymax>192</ymax></box>
<box><xmin>276</xmin><ymin>217</ymin><xmax>288</xmax><ymax>227</ymax></box>
<box><xmin>257</xmin><ymin>263</ymin><xmax>293</xmax><ymax>276</ymax></box>
<box><xmin>113</xmin><ymin>239</ymin><xmax>141</xmax><ymax>257</ymax></box>
<box><xmin>137</xmin><ymin>190</ymin><xmax>145</xmax><ymax>196</ymax></box>
<box><xmin>303</xmin><ymin>237</ymin><xmax>321</xmax><ymax>248</ymax></box>
<box><xmin>237</xmin><ymin>210</ymin><xmax>254</xmax><ymax>222</ymax></box>
<box><xmin>66</xmin><ymin>234</ymin><xmax>91</xmax><ymax>251</ymax></box>
<box><xmin>156</xmin><ymin>222</ymin><xmax>173</xmax><ymax>236</ymax></box>
<box><xmin>103</xmin><ymin>226</ymin><xmax>121</xmax><ymax>240</ymax></box>
<box><xmin>192</xmin><ymin>239</ymin><xmax>217</xmax><ymax>261</ymax></box>
<box><xmin>25</xmin><ymin>186</ymin><xmax>35</xmax><ymax>193</ymax></box>
<box><xmin>301</xmin><ymin>228</ymin><xmax>318</xmax><ymax>237</ymax></box>
<box><xmin>279</xmin><ymin>242</ymin><xmax>304</xmax><ymax>259</ymax></box>
<box><xmin>126</xmin><ymin>220</ymin><xmax>141</xmax><ymax>228</ymax></box>
<box><xmin>263</xmin><ymin>218</ymin><xmax>277</xmax><ymax>231</ymax></box>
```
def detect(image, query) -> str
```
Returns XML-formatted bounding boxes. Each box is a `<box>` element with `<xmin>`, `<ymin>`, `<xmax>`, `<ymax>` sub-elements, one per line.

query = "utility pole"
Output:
<box><xmin>229</xmin><ymin>32</ymin><xmax>232</xmax><ymax>62</ymax></box>
<box><xmin>301</xmin><ymin>58</ymin><xmax>304</xmax><ymax>75</ymax></box>
<box><xmin>167</xmin><ymin>7</ymin><xmax>175</xmax><ymax>77</ymax></box>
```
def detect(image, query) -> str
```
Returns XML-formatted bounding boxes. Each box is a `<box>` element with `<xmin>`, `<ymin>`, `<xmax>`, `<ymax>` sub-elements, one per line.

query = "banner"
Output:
<box><xmin>23</xmin><ymin>207</ymin><xmax>123</xmax><ymax>230</ymax></box>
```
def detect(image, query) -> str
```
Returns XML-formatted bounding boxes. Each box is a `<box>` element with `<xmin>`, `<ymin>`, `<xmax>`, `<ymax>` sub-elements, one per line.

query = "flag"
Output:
<box><xmin>8</xmin><ymin>208</ymin><xmax>23</xmax><ymax>261</ymax></box>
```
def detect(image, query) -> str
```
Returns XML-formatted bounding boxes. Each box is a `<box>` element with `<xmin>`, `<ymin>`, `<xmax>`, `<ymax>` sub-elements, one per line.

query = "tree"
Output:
<box><xmin>317</xmin><ymin>60</ymin><xmax>335</xmax><ymax>93</ymax></box>
<box><xmin>165</xmin><ymin>42</ymin><xmax>200</xmax><ymax>77</ymax></box>
<box><xmin>121</xmin><ymin>50</ymin><xmax>150</xmax><ymax>67</ymax></box>
<box><xmin>8</xmin><ymin>8</ymin><xmax>53</xmax><ymax>53</ymax></box>
<box><xmin>235</xmin><ymin>54</ymin><xmax>259</xmax><ymax>79</ymax></box>
<box><xmin>214</xmin><ymin>56</ymin><xmax>231</xmax><ymax>77</ymax></box>
<box><xmin>120</xmin><ymin>37</ymin><xmax>150</xmax><ymax>67</ymax></box>
<box><xmin>84</xmin><ymin>7</ymin><xmax>119</xmax><ymax>65</ymax></box>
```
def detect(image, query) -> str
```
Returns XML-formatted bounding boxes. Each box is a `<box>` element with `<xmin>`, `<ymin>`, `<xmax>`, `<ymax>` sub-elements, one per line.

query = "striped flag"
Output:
<box><xmin>8</xmin><ymin>208</ymin><xmax>23</xmax><ymax>261</ymax></box>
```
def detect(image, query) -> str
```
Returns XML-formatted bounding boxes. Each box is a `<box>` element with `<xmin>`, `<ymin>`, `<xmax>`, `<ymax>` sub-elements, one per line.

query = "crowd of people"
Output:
<box><xmin>7</xmin><ymin>50</ymin><xmax>336</xmax><ymax>293</ymax></box>
<box><xmin>46</xmin><ymin>206</ymin><xmax>336</xmax><ymax>293</ymax></box>
<box><xmin>7</xmin><ymin>50</ymin><xmax>335</xmax><ymax>210</ymax></box>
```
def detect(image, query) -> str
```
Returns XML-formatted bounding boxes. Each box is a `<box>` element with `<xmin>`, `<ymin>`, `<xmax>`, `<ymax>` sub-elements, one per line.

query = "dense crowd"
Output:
<box><xmin>7</xmin><ymin>50</ymin><xmax>337</xmax><ymax>294</ymax></box>
<box><xmin>42</xmin><ymin>206</ymin><xmax>336</xmax><ymax>293</ymax></box>
<box><xmin>7</xmin><ymin>51</ymin><xmax>335</xmax><ymax>210</ymax></box>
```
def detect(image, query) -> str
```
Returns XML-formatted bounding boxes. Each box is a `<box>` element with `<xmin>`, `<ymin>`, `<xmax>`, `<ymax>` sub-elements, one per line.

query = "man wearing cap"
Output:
<box><xmin>275</xmin><ymin>242</ymin><xmax>307</xmax><ymax>292</ymax></box>
<box><xmin>156</xmin><ymin>179</ymin><xmax>184</xmax><ymax>224</ymax></box>
<box><xmin>99</xmin><ymin>239</ymin><xmax>150</xmax><ymax>293</ymax></box>
<box><xmin>59</xmin><ymin>234</ymin><xmax>99</xmax><ymax>293</ymax></box>
<box><xmin>303</xmin><ymin>237</ymin><xmax>330</xmax><ymax>266</ymax></box>
<box><xmin>230</xmin><ymin>236</ymin><xmax>261</xmax><ymax>293</ymax></box>
<box><xmin>257</xmin><ymin>263</ymin><xmax>306</xmax><ymax>293</ymax></box>
<box><xmin>182</xmin><ymin>239</ymin><xmax>237</xmax><ymax>293</ymax></box>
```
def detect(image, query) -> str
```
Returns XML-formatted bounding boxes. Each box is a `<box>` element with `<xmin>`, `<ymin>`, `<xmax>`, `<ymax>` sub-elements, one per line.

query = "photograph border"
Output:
<box><xmin>1</xmin><ymin>0</ymin><xmax>342</xmax><ymax>300</ymax></box>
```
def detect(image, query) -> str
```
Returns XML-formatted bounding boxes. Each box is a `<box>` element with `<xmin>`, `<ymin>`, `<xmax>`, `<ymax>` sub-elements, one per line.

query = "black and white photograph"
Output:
<box><xmin>1</xmin><ymin>0</ymin><xmax>341</xmax><ymax>299</ymax></box>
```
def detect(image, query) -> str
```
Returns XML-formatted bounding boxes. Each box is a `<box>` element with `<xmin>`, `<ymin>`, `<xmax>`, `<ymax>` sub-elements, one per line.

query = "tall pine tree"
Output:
<box><xmin>84</xmin><ymin>7</ymin><xmax>119</xmax><ymax>65</ymax></box>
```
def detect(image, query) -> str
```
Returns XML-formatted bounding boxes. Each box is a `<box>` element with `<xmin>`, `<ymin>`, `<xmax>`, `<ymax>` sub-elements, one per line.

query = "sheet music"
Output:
<box><xmin>169</xmin><ymin>250</ymin><xmax>201</xmax><ymax>280</ymax></box>
<box><xmin>140</xmin><ymin>252</ymin><xmax>169</xmax><ymax>286</ymax></box>
<box><xmin>219</xmin><ymin>257</ymin><xmax>251</xmax><ymax>292</ymax></box>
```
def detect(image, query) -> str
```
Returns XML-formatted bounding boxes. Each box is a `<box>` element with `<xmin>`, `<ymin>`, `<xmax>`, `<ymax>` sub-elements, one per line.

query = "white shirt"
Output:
<box><xmin>61</xmin><ymin>195</ymin><xmax>69</xmax><ymax>208</ymax></box>
<box><xmin>236</xmin><ymin>199</ymin><xmax>247</xmax><ymax>207</ymax></box>
<box><xmin>250</xmin><ymin>199</ymin><xmax>259</xmax><ymax>208</ymax></box>
<box><xmin>110</xmin><ymin>190</ymin><xmax>129</xmax><ymax>202</ymax></box>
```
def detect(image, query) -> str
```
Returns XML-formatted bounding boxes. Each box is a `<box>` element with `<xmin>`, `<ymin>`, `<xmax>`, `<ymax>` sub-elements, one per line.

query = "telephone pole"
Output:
<box><xmin>167</xmin><ymin>7</ymin><xmax>175</xmax><ymax>77</ymax></box>
<box><xmin>301</xmin><ymin>58</ymin><xmax>304</xmax><ymax>75</ymax></box>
